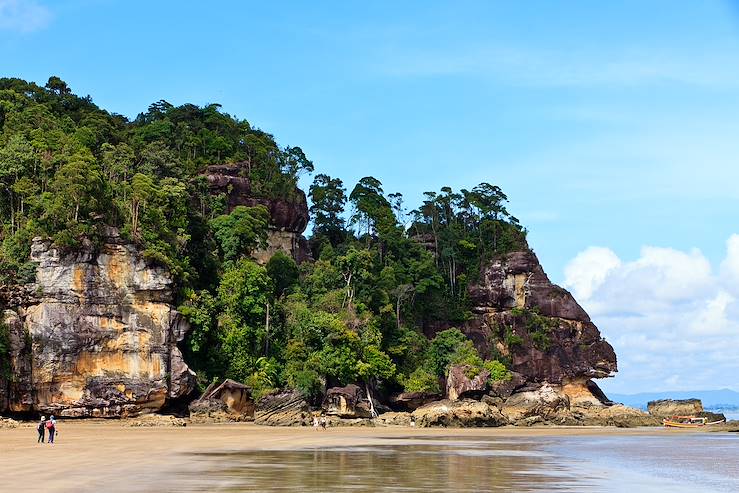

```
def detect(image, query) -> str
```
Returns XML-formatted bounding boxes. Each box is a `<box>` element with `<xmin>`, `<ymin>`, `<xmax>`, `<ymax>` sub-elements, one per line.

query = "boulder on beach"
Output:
<box><xmin>446</xmin><ymin>364</ymin><xmax>489</xmax><ymax>401</ymax></box>
<box><xmin>389</xmin><ymin>392</ymin><xmax>441</xmax><ymax>411</ymax></box>
<box><xmin>189</xmin><ymin>379</ymin><xmax>255</xmax><ymax>423</ymax></box>
<box><xmin>375</xmin><ymin>411</ymin><xmax>413</xmax><ymax>426</ymax></box>
<box><xmin>254</xmin><ymin>390</ymin><xmax>312</xmax><ymax>426</ymax></box>
<box><xmin>500</xmin><ymin>383</ymin><xmax>570</xmax><ymax>423</ymax></box>
<box><xmin>647</xmin><ymin>399</ymin><xmax>703</xmax><ymax>417</ymax></box>
<box><xmin>322</xmin><ymin>384</ymin><xmax>373</xmax><ymax>418</ymax></box>
<box><xmin>411</xmin><ymin>399</ymin><xmax>507</xmax><ymax>427</ymax></box>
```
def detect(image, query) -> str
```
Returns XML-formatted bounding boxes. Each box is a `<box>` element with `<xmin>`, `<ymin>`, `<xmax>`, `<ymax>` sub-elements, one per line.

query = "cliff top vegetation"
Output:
<box><xmin>0</xmin><ymin>76</ymin><xmax>527</xmax><ymax>399</ymax></box>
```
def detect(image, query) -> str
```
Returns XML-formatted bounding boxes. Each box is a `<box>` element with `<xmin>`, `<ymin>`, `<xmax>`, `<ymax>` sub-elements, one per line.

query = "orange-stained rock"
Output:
<box><xmin>0</xmin><ymin>229</ymin><xmax>195</xmax><ymax>417</ymax></box>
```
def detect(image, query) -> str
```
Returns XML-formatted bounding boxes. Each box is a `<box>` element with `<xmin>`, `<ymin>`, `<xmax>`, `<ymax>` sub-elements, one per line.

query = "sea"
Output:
<box><xmin>163</xmin><ymin>432</ymin><xmax>739</xmax><ymax>492</ymax></box>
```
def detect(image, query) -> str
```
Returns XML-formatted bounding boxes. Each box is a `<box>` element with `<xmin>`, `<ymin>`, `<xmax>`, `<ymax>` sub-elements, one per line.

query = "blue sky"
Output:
<box><xmin>2</xmin><ymin>0</ymin><xmax>739</xmax><ymax>394</ymax></box>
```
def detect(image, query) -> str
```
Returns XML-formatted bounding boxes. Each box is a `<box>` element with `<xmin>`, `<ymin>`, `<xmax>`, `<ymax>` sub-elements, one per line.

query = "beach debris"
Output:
<box><xmin>122</xmin><ymin>414</ymin><xmax>187</xmax><ymax>427</ymax></box>
<box><xmin>0</xmin><ymin>417</ymin><xmax>20</xmax><ymax>429</ymax></box>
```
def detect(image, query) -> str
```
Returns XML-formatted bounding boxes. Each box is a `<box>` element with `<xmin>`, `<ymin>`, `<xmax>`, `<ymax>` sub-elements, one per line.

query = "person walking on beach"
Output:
<box><xmin>46</xmin><ymin>415</ymin><xmax>56</xmax><ymax>444</ymax></box>
<box><xmin>313</xmin><ymin>415</ymin><xmax>319</xmax><ymax>429</ymax></box>
<box><xmin>37</xmin><ymin>416</ymin><xmax>46</xmax><ymax>443</ymax></box>
<box><xmin>320</xmin><ymin>415</ymin><xmax>327</xmax><ymax>430</ymax></box>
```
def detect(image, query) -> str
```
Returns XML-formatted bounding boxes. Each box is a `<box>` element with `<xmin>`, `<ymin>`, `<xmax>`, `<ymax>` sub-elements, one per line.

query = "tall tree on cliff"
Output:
<box><xmin>308</xmin><ymin>173</ymin><xmax>347</xmax><ymax>248</ymax></box>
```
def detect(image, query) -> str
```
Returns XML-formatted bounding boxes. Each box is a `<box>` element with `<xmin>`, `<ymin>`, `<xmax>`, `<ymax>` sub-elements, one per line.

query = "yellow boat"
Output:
<box><xmin>663</xmin><ymin>415</ymin><xmax>726</xmax><ymax>428</ymax></box>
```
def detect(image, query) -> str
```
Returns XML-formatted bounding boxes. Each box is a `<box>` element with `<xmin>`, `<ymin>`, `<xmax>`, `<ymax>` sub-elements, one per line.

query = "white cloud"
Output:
<box><xmin>720</xmin><ymin>234</ymin><xmax>739</xmax><ymax>292</ymax></box>
<box><xmin>564</xmin><ymin>246</ymin><xmax>621</xmax><ymax>300</ymax></box>
<box><xmin>691</xmin><ymin>290</ymin><xmax>736</xmax><ymax>335</ymax></box>
<box><xmin>564</xmin><ymin>236</ymin><xmax>739</xmax><ymax>393</ymax></box>
<box><xmin>375</xmin><ymin>44</ymin><xmax>739</xmax><ymax>89</ymax></box>
<box><xmin>0</xmin><ymin>0</ymin><xmax>51</xmax><ymax>33</ymax></box>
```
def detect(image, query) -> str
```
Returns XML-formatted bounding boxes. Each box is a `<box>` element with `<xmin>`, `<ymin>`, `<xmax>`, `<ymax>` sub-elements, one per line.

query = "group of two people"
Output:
<box><xmin>37</xmin><ymin>415</ymin><xmax>57</xmax><ymax>444</ymax></box>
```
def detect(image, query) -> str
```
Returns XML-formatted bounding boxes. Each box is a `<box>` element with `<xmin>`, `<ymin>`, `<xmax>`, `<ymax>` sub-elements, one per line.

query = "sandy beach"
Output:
<box><xmin>1</xmin><ymin>422</ymin><xmax>707</xmax><ymax>492</ymax></box>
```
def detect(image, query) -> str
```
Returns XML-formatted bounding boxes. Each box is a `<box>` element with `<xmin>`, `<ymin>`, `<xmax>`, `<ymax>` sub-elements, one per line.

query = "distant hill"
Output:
<box><xmin>608</xmin><ymin>389</ymin><xmax>739</xmax><ymax>411</ymax></box>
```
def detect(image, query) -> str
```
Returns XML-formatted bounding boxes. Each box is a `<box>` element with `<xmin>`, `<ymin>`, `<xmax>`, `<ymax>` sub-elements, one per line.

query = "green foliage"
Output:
<box><xmin>505</xmin><ymin>328</ymin><xmax>524</xmax><ymax>347</ymax></box>
<box><xmin>218</xmin><ymin>259</ymin><xmax>272</xmax><ymax>351</ymax></box>
<box><xmin>531</xmin><ymin>331</ymin><xmax>551</xmax><ymax>351</ymax></box>
<box><xmin>403</xmin><ymin>367</ymin><xmax>441</xmax><ymax>394</ymax></box>
<box><xmin>511</xmin><ymin>307</ymin><xmax>557</xmax><ymax>352</ymax></box>
<box><xmin>179</xmin><ymin>289</ymin><xmax>221</xmax><ymax>384</ymax></box>
<box><xmin>246</xmin><ymin>356</ymin><xmax>279</xmax><ymax>400</ymax></box>
<box><xmin>210</xmin><ymin>205</ymin><xmax>269</xmax><ymax>262</ymax></box>
<box><xmin>483</xmin><ymin>359</ymin><xmax>512</xmax><ymax>382</ymax></box>
<box><xmin>0</xmin><ymin>77</ymin><xmax>534</xmax><ymax>404</ymax></box>
<box><xmin>179</xmin><ymin>289</ymin><xmax>218</xmax><ymax>354</ymax></box>
<box><xmin>309</xmin><ymin>173</ymin><xmax>347</xmax><ymax>248</ymax></box>
<box><xmin>425</xmin><ymin>328</ymin><xmax>478</xmax><ymax>377</ymax></box>
<box><xmin>266</xmin><ymin>251</ymin><xmax>299</xmax><ymax>297</ymax></box>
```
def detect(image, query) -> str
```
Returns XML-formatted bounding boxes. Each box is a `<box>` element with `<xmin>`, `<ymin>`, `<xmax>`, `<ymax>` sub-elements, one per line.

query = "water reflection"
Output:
<box><xmin>186</xmin><ymin>438</ymin><xmax>590</xmax><ymax>492</ymax></box>
<box><xmin>176</xmin><ymin>434</ymin><xmax>739</xmax><ymax>492</ymax></box>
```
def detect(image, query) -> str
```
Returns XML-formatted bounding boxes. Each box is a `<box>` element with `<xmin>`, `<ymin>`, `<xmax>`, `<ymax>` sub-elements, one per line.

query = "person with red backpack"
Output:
<box><xmin>46</xmin><ymin>415</ymin><xmax>56</xmax><ymax>444</ymax></box>
<box><xmin>37</xmin><ymin>416</ymin><xmax>46</xmax><ymax>443</ymax></box>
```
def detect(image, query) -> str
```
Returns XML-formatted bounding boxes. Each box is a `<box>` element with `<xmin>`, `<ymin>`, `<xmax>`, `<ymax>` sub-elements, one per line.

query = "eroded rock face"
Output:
<box><xmin>375</xmin><ymin>411</ymin><xmax>413</xmax><ymax>426</ymax></box>
<box><xmin>500</xmin><ymin>383</ymin><xmax>570</xmax><ymax>423</ymax></box>
<box><xmin>0</xmin><ymin>232</ymin><xmax>195</xmax><ymax>417</ymax></box>
<box><xmin>189</xmin><ymin>379</ymin><xmax>255</xmax><ymax>423</ymax></box>
<box><xmin>202</xmin><ymin>163</ymin><xmax>311</xmax><ymax>264</ymax></box>
<box><xmin>323</xmin><ymin>384</ymin><xmax>373</xmax><ymax>418</ymax></box>
<box><xmin>574</xmin><ymin>404</ymin><xmax>659</xmax><ymax>427</ymax></box>
<box><xmin>411</xmin><ymin>399</ymin><xmax>507</xmax><ymax>427</ymax></box>
<box><xmin>488</xmin><ymin>371</ymin><xmax>526</xmax><ymax>399</ymax></box>
<box><xmin>0</xmin><ymin>309</ymin><xmax>33</xmax><ymax>413</ymax></box>
<box><xmin>647</xmin><ymin>399</ymin><xmax>703</xmax><ymax>417</ymax></box>
<box><xmin>460</xmin><ymin>249</ymin><xmax>617</xmax><ymax>385</ymax></box>
<box><xmin>446</xmin><ymin>365</ymin><xmax>490</xmax><ymax>401</ymax></box>
<box><xmin>389</xmin><ymin>392</ymin><xmax>441</xmax><ymax>411</ymax></box>
<box><xmin>254</xmin><ymin>390</ymin><xmax>311</xmax><ymax>426</ymax></box>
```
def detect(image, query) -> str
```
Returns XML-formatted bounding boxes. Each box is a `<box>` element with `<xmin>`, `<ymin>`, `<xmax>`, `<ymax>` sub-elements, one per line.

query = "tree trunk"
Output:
<box><xmin>265</xmin><ymin>302</ymin><xmax>270</xmax><ymax>356</ymax></box>
<box><xmin>365</xmin><ymin>382</ymin><xmax>378</xmax><ymax>418</ymax></box>
<box><xmin>396</xmin><ymin>295</ymin><xmax>402</xmax><ymax>331</ymax></box>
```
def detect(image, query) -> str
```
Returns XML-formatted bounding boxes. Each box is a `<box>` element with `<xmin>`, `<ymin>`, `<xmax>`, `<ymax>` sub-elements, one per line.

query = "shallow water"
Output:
<box><xmin>171</xmin><ymin>433</ymin><xmax>739</xmax><ymax>492</ymax></box>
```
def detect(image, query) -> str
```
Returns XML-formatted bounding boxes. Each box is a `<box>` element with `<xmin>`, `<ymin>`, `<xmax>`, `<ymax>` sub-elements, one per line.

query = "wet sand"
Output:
<box><xmin>0</xmin><ymin>423</ymin><xmax>734</xmax><ymax>492</ymax></box>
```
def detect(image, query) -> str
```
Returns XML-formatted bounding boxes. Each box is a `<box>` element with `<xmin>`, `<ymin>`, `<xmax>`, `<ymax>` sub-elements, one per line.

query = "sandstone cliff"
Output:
<box><xmin>463</xmin><ymin>249</ymin><xmax>617</xmax><ymax>386</ymax></box>
<box><xmin>0</xmin><ymin>230</ymin><xmax>195</xmax><ymax>417</ymax></box>
<box><xmin>203</xmin><ymin>163</ymin><xmax>311</xmax><ymax>264</ymax></box>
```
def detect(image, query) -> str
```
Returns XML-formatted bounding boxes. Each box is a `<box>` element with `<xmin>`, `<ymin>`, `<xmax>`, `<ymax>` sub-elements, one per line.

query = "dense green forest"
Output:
<box><xmin>0</xmin><ymin>77</ymin><xmax>527</xmax><ymax>401</ymax></box>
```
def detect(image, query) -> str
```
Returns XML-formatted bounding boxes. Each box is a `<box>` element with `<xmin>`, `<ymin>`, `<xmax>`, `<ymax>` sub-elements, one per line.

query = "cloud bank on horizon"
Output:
<box><xmin>565</xmin><ymin>235</ymin><xmax>739</xmax><ymax>394</ymax></box>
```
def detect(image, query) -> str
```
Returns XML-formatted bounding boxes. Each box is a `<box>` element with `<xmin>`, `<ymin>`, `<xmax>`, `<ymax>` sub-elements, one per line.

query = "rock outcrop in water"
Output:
<box><xmin>647</xmin><ymin>399</ymin><xmax>703</xmax><ymax>417</ymax></box>
<box><xmin>0</xmin><ymin>230</ymin><xmax>195</xmax><ymax>417</ymax></box>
